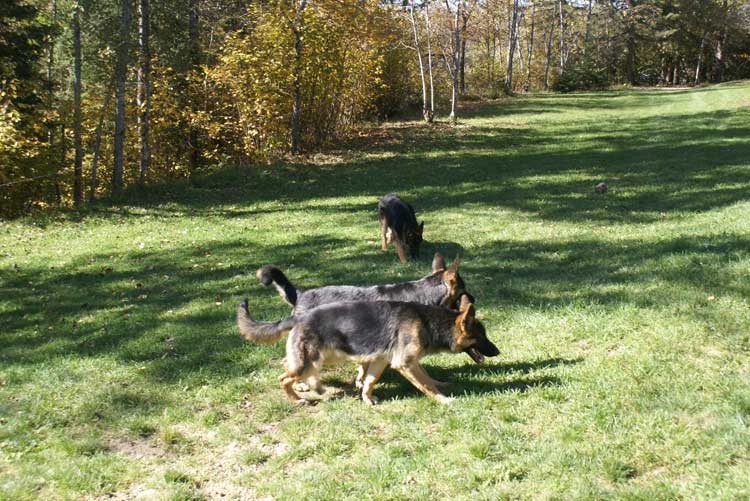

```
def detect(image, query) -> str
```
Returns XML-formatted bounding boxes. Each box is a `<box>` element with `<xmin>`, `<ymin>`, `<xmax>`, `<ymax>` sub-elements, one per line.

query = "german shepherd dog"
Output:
<box><xmin>255</xmin><ymin>254</ymin><xmax>474</xmax><ymax>389</ymax></box>
<box><xmin>236</xmin><ymin>295</ymin><xmax>499</xmax><ymax>405</ymax></box>
<box><xmin>378</xmin><ymin>194</ymin><xmax>423</xmax><ymax>263</ymax></box>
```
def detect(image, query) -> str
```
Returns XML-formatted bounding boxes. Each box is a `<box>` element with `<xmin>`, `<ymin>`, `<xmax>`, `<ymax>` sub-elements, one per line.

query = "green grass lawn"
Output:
<box><xmin>2</xmin><ymin>82</ymin><xmax>750</xmax><ymax>500</ymax></box>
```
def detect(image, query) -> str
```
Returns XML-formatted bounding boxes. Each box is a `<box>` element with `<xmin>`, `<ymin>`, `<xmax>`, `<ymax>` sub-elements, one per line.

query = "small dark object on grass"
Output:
<box><xmin>595</xmin><ymin>182</ymin><xmax>608</xmax><ymax>193</ymax></box>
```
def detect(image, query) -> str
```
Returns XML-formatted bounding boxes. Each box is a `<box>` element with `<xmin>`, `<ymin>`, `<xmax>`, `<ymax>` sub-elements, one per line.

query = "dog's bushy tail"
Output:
<box><xmin>256</xmin><ymin>265</ymin><xmax>298</xmax><ymax>306</ymax></box>
<box><xmin>237</xmin><ymin>299</ymin><xmax>296</xmax><ymax>343</ymax></box>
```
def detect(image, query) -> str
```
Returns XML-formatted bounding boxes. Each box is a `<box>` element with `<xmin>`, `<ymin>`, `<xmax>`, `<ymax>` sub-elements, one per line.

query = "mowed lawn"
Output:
<box><xmin>2</xmin><ymin>82</ymin><xmax>750</xmax><ymax>500</ymax></box>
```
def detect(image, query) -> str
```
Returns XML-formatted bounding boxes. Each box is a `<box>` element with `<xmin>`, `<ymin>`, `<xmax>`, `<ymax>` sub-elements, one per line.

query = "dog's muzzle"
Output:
<box><xmin>465</xmin><ymin>339</ymin><xmax>500</xmax><ymax>364</ymax></box>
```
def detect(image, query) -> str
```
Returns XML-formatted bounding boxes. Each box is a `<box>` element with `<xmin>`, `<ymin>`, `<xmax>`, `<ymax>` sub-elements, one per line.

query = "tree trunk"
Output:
<box><xmin>72</xmin><ymin>1</ymin><xmax>82</xmax><ymax>206</ymax></box>
<box><xmin>460</xmin><ymin>38</ymin><xmax>467</xmax><ymax>94</ymax></box>
<box><xmin>408</xmin><ymin>2</ymin><xmax>430</xmax><ymax>122</ymax></box>
<box><xmin>290</xmin><ymin>0</ymin><xmax>307</xmax><ymax>154</ymax></box>
<box><xmin>713</xmin><ymin>0</ymin><xmax>728</xmax><ymax>83</ymax></box>
<box><xmin>558</xmin><ymin>0</ymin><xmax>565</xmax><ymax>74</ymax></box>
<box><xmin>188</xmin><ymin>0</ymin><xmax>200</xmax><ymax>168</ymax></box>
<box><xmin>525</xmin><ymin>2</ymin><xmax>536</xmax><ymax>91</ymax></box>
<box><xmin>448</xmin><ymin>0</ymin><xmax>461</xmax><ymax>125</ymax></box>
<box><xmin>425</xmin><ymin>1</ymin><xmax>435</xmax><ymax>117</ymax></box>
<box><xmin>584</xmin><ymin>0</ymin><xmax>593</xmax><ymax>51</ymax></box>
<box><xmin>47</xmin><ymin>0</ymin><xmax>57</xmax><ymax>194</ymax></box>
<box><xmin>57</xmin><ymin>124</ymin><xmax>65</xmax><ymax>206</ymax></box>
<box><xmin>504</xmin><ymin>0</ymin><xmax>519</xmax><ymax>94</ymax></box>
<box><xmin>626</xmin><ymin>32</ymin><xmax>636</xmax><ymax>85</ymax></box>
<box><xmin>89</xmin><ymin>86</ymin><xmax>113</xmax><ymax>202</ymax></box>
<box><xmin>673</xmin><ymin>56</ymin><xmax>679</xmax><ymax>85</ymax></box>
<box><xmin>459</xmin><ymin>8</ymin><xmax>468</xmax><ymax>94</ymax></box>
<box><xmin>137</xmin><ymin>0</ymin><xmax>151</xmax><ymax>184</ymax></box>
<box><xmin>543</xmin><ymin>3</ymin><xmax>556</xmax><ymax>90</ymax></box>
<box><xmin>694</xmin><ymin>31</ymin><xmax>708</xmax><ymax>85</ymax></box>
<box><xmin>112</xmin><ymin>0</ymin><xmax>132</xmax><ymax>194</ymax></box>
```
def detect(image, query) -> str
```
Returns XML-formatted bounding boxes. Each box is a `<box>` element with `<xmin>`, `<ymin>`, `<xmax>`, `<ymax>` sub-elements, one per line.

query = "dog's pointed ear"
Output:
<box><xmin>445</xmin><ymin>255</ymin><xmax>460</xmax><ymax>280</ymax></box>
<box><xmin>432</xmin><ymin>253</ymin><xmax>446</xmax><ymax>273</ymax></box>
<box><xmin>418</xmin><ymin>221</ymin><xmax>424</xmax><ymax>236</ymax></box>
<box><xmin>456</xmin><ymin>295</ymin><xmax>475</xmax><ymax>333</ymax></box>
<box><xmin>459</xmin><ymin>294</ymin><xmax>474</xmax><ymax>314</ymax></box>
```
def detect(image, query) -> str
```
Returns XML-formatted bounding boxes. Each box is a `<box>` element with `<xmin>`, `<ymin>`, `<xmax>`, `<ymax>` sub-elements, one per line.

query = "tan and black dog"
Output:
<box><xmin>255</xmin><ymin>254</ymin><xmax>474</xmax><ymax>389</ymax></box>
<box><xmin>236</xmin><ymin>295</ymin><xmax>499</xmax><ymax>405</ymax></box>
<box><xmin>378</xmin><ymin>194</ymin><xmax>423</xmax><ymax>263</ymax></box>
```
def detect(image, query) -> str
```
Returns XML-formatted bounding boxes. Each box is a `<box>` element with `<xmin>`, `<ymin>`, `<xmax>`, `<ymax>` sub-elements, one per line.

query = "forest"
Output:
<box><xmin>2</xmin><ymin>0</ymin><xmax>750</xmax><ymax>216</ymax></box>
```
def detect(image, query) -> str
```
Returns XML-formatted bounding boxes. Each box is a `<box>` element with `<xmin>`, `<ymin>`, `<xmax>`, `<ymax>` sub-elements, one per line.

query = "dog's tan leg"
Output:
<box><xmin>394</xmin><ymin>239</ymin><xmax>407</xmax><ymax>264</ymax></box>
<box><xmin>305</xmin><ymin>374</ymin><xmax>324</xmax><ymax>395</ymax></box>
<box><xmin>361</xmin><ymin>359</ymin><xmax>388</xmax><ymax>406</ymax></box>
<box><xmin>380</xmin><ymin>219</ymin><xmax>388</xmax><ymax>251</ymax></box>
<box><xmin>395</xmin><ymin>363</ymin><xmax>453</xmax><ymax>405</ymax></box>
<box><xmin>355</xmin><ymin>362</ymin><xmax>370</xmax><ymax>389</ymax></box>
<box><xmin>279</xmin><ymin>372</ymin><xmax>307</xmax><ymax>404</ymax></box>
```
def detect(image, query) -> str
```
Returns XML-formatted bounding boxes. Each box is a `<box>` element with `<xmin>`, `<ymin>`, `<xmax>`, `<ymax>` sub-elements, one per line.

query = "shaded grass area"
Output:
<box><xmin>1</xmin><ymin>82</ymin><xmax>750</xmax><ymax>499</ymax></box>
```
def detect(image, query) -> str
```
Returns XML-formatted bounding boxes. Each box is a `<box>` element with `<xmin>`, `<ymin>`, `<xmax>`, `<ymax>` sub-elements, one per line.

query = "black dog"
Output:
<box><xmin>256</xmin><ymin>254</ymin><xmax>471</xmax><ymax>315</ymax></box>
<box><xmin>378</xmin><ymin>194</ymin><xmax>423</xmax><ymax>262</ymax></box>
<box><xmin>255</xmin><ymin>254</ymin><xmax>475</xmax><ymax>389</ymax></box>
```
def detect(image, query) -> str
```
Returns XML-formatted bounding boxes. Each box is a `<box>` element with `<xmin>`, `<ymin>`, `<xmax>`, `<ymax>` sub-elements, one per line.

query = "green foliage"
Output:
<box><xmin>208</xmin><ymin>1</ymin><xmax>398</xmax><ymax>160</ymax></box>
<box><xmin>553</xmin><ymin>56</ymin><xmax>609</xmax><ymax>92</ymax></box>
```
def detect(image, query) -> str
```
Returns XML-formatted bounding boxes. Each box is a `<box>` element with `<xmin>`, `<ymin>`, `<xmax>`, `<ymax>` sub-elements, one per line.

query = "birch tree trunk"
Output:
<box><xmin>525</xmin><ymin>2</ymin><xmax>536</xmax><ymax>91</ymax></box>
<box><xmin>694</xmin><ymin>30</ymin><xmax>708</xmax><ymax>85</ymax></box>
<box><xmin>544</xmin><ymin>2</ymin><xmax>556</xmax><ymax>90</ymax></box>
<box><xmin>408</xmin><ymin>2</ymin><xmax>430</xmax><ymax>122</ymax></box>
<box><xmin>504</xmin><ymin>0</ymin><xmax>519</xmax><ymax>94</ymax></box>
<box><xmin>459</xmin><ymin>10</ymin><xmax>468</xmax><ymax>94</ymax></box>
<box><xmin>112</xmin><ymin>0</ymin><xmax>132</xmax><ymax>194</ymax></box>
<box><xmin>558</xmin><ymin>0</ymin><xmax>565</xmax><ymax>74</ymax></box>
<box><xmin>137</xmin><ymin>0</ymin><xmax>151</xmax><ymax>184</ymax></box>
<box><xmin>425</xmin><ymin>1</ymin><xmax>435</xmax><ymax>119</ymax></box>
<box><xmin>72</xmin><ymin>1</ymin><xmax>82</xmax><ymax>206</ymax></box>
<box><xmin>448</xmin><ymin>0</ymin><xmax>461</xmax><ymax>125</ymax></box>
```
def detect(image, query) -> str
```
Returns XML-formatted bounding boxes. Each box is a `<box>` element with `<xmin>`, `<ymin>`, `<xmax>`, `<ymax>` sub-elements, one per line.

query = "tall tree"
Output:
<box><xmin>524</xmin><ymin>1</ymin><xmax>536</xmax><ymax>90</ymax></box>
<box><xmin>446</xmin><ymin>0</ymin><xmax>462</xmax><ymax>124</ymax></box>
<box><xmin>72</xmin><ymin>1</ymin><xmax>82</xmax><ymax>206</ymax></box>
<box><xmin>137</xmin><ymin>0</ymin><xmax>151</xmax><ymax>184</ymax></box>
<box><xmin>407</xmin><ymin>0</ymin><xmax>431</xmax><ymax>122</ymax></box>
<box><xmin>505</xmin><ymin>0</ymin><xmax>520</xmax><ymax>93</ymax></box>
<box><xmin>425</xmin><ymin>0</ymin><xmax>435</xmax><ymax>120</ymax></box>
<box><xmin>112</xmin><ymin>0</ymin><xmax>132</xmax><ymax>194</ymax></box>
<box><xmin>543</xmin><ymin>1</ymin><xmax>556</xmax><ymax>90</ymax></box>
<box><xmin>713</xmin><ymin>0</ymin><xmax>729</xmax><ymax>83</ymax></box>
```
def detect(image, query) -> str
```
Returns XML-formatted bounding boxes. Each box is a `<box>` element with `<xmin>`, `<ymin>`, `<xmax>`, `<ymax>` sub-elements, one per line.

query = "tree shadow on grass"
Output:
<box><xmin>60</xmin><ymin>100</ymin><xmax>750</xmax><ymax>227</ymax></box>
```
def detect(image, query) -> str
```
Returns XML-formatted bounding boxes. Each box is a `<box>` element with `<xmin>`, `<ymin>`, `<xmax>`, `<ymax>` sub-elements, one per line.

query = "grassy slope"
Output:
<box><xmin>1</xmin><ymin>82</ymin><xmax>749</xmax><ymax>500</ymax></box>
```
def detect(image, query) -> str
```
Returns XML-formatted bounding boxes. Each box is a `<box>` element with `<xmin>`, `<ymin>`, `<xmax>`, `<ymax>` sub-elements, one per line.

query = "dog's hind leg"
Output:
<box><xmin>280</xmin><ymin>329</ymin><xmax>313</xmax><ymax>404</ymax></box>
<box><xmin>279</xmin><ymin>371</ymin><xmax>305</xmax><ymax>404</ymax></box>
<box><xmin>394</xmin><ymin>239</ymin><xmax>408</xmax><ymax>263</ymax></box>
<box><xmin>355</xmin><ymin>362</ymin><xmax>370</xmax><ymax>389</ymax></box>
<box><xmin>379</xmin><ymin>218</ymin><xmax>389</xmax><ymax>251</ymax></box>
<box><xmin>361</xmin><ymin>359</ymin><xmax>388</xmax><ymax>406</ymax></box>
<box><xmin>394</xmin><ymin>363</ymin><xmax>453</xmax><ymax>405</ymax></box>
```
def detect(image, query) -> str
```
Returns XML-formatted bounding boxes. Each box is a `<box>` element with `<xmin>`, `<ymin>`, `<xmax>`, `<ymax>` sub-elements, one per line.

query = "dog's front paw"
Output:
<box><xmin>293</xmin><ymin>381</ymin><xmax>311</xmax><ymax>392</ymax></box>
<box><xmin>435</xmin><ymin>395</ymin><xmax>454</xmax><ymax>405</ymax></box>
<box><xmin>362</xmin><ymin>394</ymin><xmax>379</xmax><ymax>406</ymax></box>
